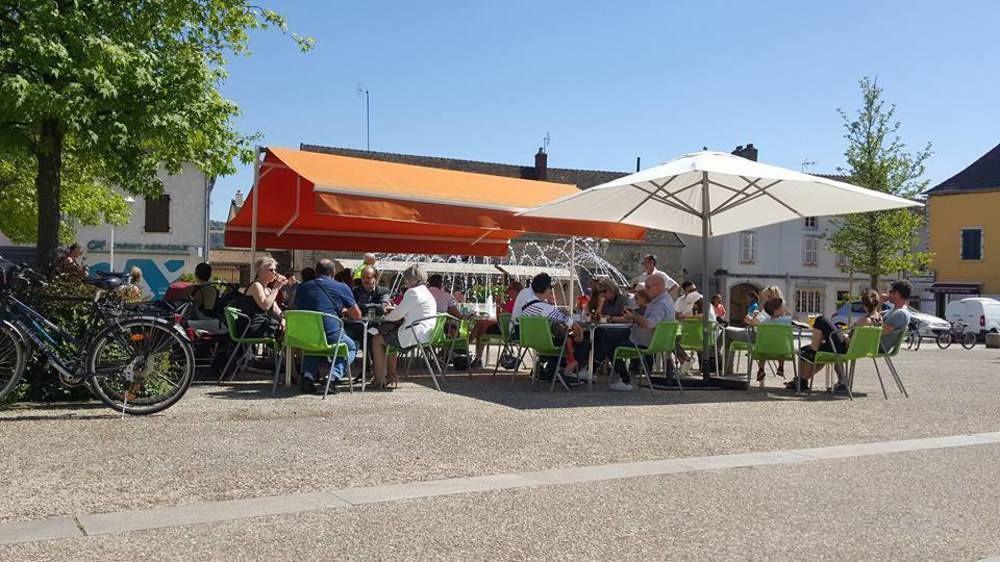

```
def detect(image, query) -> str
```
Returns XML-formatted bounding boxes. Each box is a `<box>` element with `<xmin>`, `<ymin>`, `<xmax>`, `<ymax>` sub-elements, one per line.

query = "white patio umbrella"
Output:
<box><xmin>518</xmin><ymin>150</ymin><xmax>921</xmax><ymax>382</ymax></box>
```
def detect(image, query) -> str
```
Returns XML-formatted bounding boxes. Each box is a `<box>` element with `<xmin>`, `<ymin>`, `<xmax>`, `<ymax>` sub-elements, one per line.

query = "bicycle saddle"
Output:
<box><xmin>84</xmin><ymin>276</ymin><xmax>123</xmax><ymax>291</ymax></box>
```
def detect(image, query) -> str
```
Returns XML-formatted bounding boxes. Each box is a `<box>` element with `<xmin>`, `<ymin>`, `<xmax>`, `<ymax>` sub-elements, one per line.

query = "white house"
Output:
<box><xmin>681</xmin><ymin>214</ymin><xmax>859</xmax><ymax>323</ymax></box>
<box><xmin>0</xmin><ymin>164</ymin><xmax>213</xmax><ymax>298</ymax></box>
<box><xmin>78</xmin><ymin>163</ymin><xmax>214</xmax><ymax>297</ymax></box>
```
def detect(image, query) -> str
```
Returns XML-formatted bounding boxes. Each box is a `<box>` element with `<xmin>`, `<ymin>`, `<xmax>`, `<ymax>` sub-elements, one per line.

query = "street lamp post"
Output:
<box><xmin>110</xmin><ymin>196</ymin><xmax>136</xmax><ymax>272</ymax></box>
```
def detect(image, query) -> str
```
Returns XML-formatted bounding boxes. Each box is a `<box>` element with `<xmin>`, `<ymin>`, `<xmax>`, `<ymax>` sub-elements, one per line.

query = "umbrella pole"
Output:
<box><xmin>249</xmin><ymin>145</ymin><xmax>261</xmax><ymax>270</ymax></box>
<box><xmin>701</xmin><ymin>172</ymin><xmax>711</xmax><ymax>382</ymax></box>
<box><xmin>569</xmin><ymin>237</ymin><xmax>576</xmax><ymax>312</ymax></box>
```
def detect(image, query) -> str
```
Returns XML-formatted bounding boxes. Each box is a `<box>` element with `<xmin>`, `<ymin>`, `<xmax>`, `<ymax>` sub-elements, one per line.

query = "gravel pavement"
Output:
<box><xmin>2</xmin><ymin>345</ymin><xmax>999</xmax><ymax>558</ymax></box>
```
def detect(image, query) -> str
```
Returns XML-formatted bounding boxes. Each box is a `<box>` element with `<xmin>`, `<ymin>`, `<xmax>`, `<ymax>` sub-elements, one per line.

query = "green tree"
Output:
<box><xmin>828</xmin><ymin>77</ymin><xmax>932</xmax><ymax>289</ymax></box>
<box><xmin>0</xmin><ymin>1</ymin><xmax>311</xmax><ymax>266</ymax></box>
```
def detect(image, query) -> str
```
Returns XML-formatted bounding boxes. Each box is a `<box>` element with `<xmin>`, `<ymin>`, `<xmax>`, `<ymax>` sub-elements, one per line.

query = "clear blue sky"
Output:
<box><xmin>211</xmin><ymin>0</ymin><xmax>1000</xmax><ymax>221</ymax></box>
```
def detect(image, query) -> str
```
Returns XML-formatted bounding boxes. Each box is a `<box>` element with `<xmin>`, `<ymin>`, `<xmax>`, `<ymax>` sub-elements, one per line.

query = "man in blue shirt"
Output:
<box><xmin>293</xmin><ymin>259</ymin><xmax>362</xmax><ymax>393</ymax></box>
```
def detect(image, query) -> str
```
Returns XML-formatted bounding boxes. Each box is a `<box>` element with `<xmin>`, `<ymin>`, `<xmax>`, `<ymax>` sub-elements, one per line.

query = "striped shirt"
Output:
<box><xmin>520</xmin><ymin>297</ymin><xmax>574</xmax><ymax>328</ymax></box>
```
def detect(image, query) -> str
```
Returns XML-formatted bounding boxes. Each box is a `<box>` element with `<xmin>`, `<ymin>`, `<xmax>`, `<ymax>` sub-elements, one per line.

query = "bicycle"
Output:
<box><xmin>935</xmin><ymin>319</ymin><xmax>977</xmax><ymax>350</ymax></box>
<box><xmin>904</xmin><ymin>322</ymin><xmax>922</xmax><ymax>350</ymax></box>
<box><xmin>0</xmin><ymin>260</ymin><xmax>195</xmax><ymax>415</ymax></box>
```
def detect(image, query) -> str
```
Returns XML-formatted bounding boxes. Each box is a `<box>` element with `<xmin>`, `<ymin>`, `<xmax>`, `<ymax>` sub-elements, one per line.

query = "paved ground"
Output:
<box><xmin>2</xmin><ymin>345</ymin><xmax>1000</xmax><ymax>559</ymax></box>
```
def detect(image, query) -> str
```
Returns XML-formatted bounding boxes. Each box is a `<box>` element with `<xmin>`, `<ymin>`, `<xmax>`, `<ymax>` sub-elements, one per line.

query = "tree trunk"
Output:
<box><xmin>34</xmin><ymin>119</ymin><xmax>64</xmax><ymax>270</ymax></box>
<box><xmin>869</xmin><ymin>273</ymin><xmax>880</xmax><ymax>291</ymax></box>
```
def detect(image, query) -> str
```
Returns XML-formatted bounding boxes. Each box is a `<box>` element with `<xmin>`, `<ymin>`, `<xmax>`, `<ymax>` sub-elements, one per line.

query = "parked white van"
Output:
<box><xmin>945</xmin><ymin>297</ymin><xmax>1000</xmax><ymax>337</ymax></box>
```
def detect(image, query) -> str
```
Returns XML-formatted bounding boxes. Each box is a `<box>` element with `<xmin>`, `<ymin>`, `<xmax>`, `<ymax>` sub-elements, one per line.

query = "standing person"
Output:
<box><xmin>293</xmin><ymin>259</ymin><xmax>361</xmax><ymax>394</ymax></box>
<box><xmin>353</xmin><ymin>253</ymin><xmax>377</xmax><ymax>281</ymax></box>
<box><xmin>371</xmin><ymin>265</ymin><xmax>437</xmax><ymax>390</ymax></box>
<box><xmin>631</xmin><ymin>254</ymin><xmax>679</xmax><ymax>298</ymax></box>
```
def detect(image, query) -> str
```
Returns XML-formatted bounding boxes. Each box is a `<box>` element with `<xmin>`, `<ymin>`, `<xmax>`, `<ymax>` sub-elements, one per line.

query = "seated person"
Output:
<box><xmin>519</xmin><ymin>273</ymin><xmax>591</xmax><ymax>382</ymax></box>
<box><xmin>348</xmin><ymin>265</ymin><xmax>391</xmax><ymax>348</ymax></box>
<box><xmin>292</xmin><ymin>259</ymin><xmax>361</xmax><ymax>394</ymax></box>
<box><xmin>235</xmin><ymin>257</ymin><xmax>288</xmax><ymax>339</ymax></box>
<box><xmin>721</xmin><ymin>286</ymin><xmax>780</xmax><ymax>375</ymax></box>
<box><xmin>603</xmin><ymin>272</ymin><xmax>675</xmax><ymax>391</ymax></box>
<box><xmin>590</xmin><ymin>278</ymin><xmax>633</xmax><ymax>369</ymax></box>
<box><xmin>300</xmin><ymin>267</ymin><xmax>317</xmax><ymax>283</ymax></box>
<box><xmin>752</xmin><ymin>296</ymin><xmax>792</xmax><ymax>382</ymax></box>
<box><xmin>427</xmin><ymin>274</ymin><xmax>462</xmax><ymax>317</ymax></box>
<box><xmin>471</xmin><ymin>280</ymin><xmax>523</xmax><ymax>368</ymax></box>
<box><xmin>371</xmin><ymin>265</ymin><xmax>438</xmax><ymax>390</ymax></box>
<box><xmin>334</xmin><ymin>267</ymin><xmax>354</xmax><ymax>286</ymax></box>
<box><xmin>188</xmin><ymin>262</ymin><xmax>219</xmax><ymax>315</ymax></box>
<box><xmin>792</xmin><ymin>285</ymin><xmax>905</xmax><ymax>392</ymax></box>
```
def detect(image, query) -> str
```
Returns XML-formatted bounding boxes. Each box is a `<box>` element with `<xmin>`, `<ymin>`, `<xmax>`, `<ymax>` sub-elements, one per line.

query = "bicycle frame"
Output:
<box><xmin>2</xmin><ymin>292</ymin><xmax>110</xmax><ymax>379</ymax></box>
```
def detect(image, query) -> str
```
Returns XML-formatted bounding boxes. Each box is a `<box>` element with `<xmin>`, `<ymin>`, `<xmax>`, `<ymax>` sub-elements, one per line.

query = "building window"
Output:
<box><xmin>804</xmin><ymin>217</ymin><xmax>818</xmax><ymax>230</ymax></box>
<box><xmin>144</xmin><ymin>195</ymin><xmax>171</xmax><ymax>233</ymax></box>
<box><xmin>739</xmin><ymin>231</ymin><xmax>757</xmax><ymax>264</ymax></box>
<box><xmin>795</xmin><ymin>289</ymin><xmax>824</xmax><ymax>315</ymax></box>
<box><xmin>802</xmin><ymin>236</ymin><xmax>819</xmax><ymax>266</ymax></box>
<box><xmin>961</xmin><ymin>228</ymin><xmax>983</xmax><ymax>260</ymax></box>
<box><xmin>835</xmin><ymin>253</ymin><xmax>849</xmax><ymax>268</ymax></box>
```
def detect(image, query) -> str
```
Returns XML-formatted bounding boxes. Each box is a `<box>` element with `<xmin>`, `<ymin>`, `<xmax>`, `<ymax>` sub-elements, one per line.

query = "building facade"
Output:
<box><xmin>680</xmin><ymin>145</ymin><xmax>876</xmax><ymax>324</ymax></box>
<box><xmin>926</xmin><ymin>142</ymin><xmax>1000</xmax><ymax>316</ymax></box>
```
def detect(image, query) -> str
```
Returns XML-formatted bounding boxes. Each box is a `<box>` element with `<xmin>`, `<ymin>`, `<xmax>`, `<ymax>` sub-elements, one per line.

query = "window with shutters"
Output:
<box><xmin>144</xmin><ymin>195</ymin><xmax>171</xmax><ymax>233</ymax></box>
<box><xmin>961</xmin><ymin>228</ymin><xmax>983</xmax><ymax>260</ymax></box>
<box><xmin>795</xmin><ymin>289</ymin><xmax>824</xmax><ymax>315</ymax></box>
<box><xmin>739</xmin><ymin>231</ymin><xmax>757</xmax><ymax>264</ymax></box>
<box><xmin>802</xmin><ymin>235</ymin><xmax>819</xmax><ymax>266</ymax></box>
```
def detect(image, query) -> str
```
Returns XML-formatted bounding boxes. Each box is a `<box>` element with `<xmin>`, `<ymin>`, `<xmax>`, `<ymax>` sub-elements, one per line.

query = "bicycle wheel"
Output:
<box><xmin>0</xmin><ymin>322</ymin><xmax>27</xmax><ymax>403</ymax></box>
<box><xmin>961</xmin><ymin>332</ymin><xmax>977</xmax><ymax>349</ymax></box>
<box><xmin>936</xmin><ymin>332</ymin><xmax>953</xmax><ymax>349</ymax></box>
<box><xmin>905</xmin><ymin>331</ymin><xmax>916</xmax><ymax>350</ymax></box>
<box><xmin>87</xmin><ymin>317</ymin><xmax>194</xmax><ymax>415</ymax></box>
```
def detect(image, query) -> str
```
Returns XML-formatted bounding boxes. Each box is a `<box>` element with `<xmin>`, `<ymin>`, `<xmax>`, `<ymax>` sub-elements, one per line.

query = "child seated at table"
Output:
<box><xmin>755</xmin><ymin>297</ymin><xmax>793</xmax><ymax>381</ymax></box>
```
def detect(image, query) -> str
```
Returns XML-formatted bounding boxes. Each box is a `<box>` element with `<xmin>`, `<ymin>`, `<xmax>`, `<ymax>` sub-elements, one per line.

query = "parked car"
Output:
<box><xmin>945</xmin><ymin>297</ymin><xmax>1000</xmax><ymax>338</ymax></box>
<box><xmin>830</xmin><ymin>301</ymin><xmax>949</xmax><ymax>337</ymax></box>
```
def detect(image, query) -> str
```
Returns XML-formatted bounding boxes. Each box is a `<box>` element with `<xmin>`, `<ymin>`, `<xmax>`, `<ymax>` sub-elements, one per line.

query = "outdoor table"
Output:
<box><xmin>347</xmin><ymin>315</ymin><xmax>385</xmax><ymax>392</ymax></box>
<box><xmin>580</xmin><ymin>321</ymin><xmax>633</xmax><ymax>388</ymax></box>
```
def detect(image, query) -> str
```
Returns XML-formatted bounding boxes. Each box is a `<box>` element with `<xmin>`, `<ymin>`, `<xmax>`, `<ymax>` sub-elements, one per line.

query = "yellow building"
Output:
<box><xmin>927</xmin><ymin>142</ymin><xmax>1000</xmax><ymax>316</ymax></box>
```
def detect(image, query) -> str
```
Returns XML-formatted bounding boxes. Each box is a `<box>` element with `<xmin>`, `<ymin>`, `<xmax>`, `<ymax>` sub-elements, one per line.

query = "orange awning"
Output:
<box><xmin>225</xmin><ymin>147</ymin><xmax>645</xmax><ymax>256</ymax></box>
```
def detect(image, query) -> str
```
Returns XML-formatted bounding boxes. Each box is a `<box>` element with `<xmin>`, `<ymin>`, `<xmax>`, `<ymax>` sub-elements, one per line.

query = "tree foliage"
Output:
<box><xmin>0</xmin><ymin>0</ymin><xmax>311</xmax><ymax>263</ymax></box>
<box><xmin>828</xmin><ymin>77</ymin><xmax>932</xmax><ymax>289</ymax></box>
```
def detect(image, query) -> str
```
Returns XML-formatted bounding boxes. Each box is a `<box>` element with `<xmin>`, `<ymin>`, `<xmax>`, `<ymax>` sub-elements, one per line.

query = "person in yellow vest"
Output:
<box><xmin>352</xmin><ymin>253</ymin><xmax>376</xmax><ymax>282</ymax></box>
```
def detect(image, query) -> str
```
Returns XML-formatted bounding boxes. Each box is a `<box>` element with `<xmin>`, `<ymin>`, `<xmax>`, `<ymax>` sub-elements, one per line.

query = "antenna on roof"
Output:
<box><xmin>542</xmin><ymin>131</ymin><xmax>551</xmax><ymax>153</ymax></box>
<box><xmin>355</xmin><ymin>83</ymin><xmax>371</xmax><ymax>151</ymax></box>
<box><xmin>801</xmin><ymin>159</ymin><xmax>816</xmax><ymax>172</ymax></box>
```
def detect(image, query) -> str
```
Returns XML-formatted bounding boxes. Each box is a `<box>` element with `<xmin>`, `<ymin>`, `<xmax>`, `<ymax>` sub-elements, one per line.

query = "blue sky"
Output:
<box><xmin>212</xmin><ymin>0</ymin><xmax>1000</xmax><ymax>220</ymax></box>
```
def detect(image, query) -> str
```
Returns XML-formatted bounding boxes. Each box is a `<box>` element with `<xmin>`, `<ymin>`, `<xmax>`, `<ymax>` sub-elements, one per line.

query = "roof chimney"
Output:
<box><xmin>233</xmin><ymin>189</ymin><xmax>244</xmax><ymax>208</ymax></box>
<box><xmin>731</xmin><ymin>143</ymin><xmax>758</xmax><ymax>161</ymax></box>
<box><xmin>534</xmin><ymin>147</ymin><xmax>548</xmax><ymax>181</ymax></box>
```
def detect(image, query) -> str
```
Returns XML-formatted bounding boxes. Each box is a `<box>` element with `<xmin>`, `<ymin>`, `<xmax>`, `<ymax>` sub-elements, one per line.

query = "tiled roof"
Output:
<box><xmin>927</xmin><ymin>143</ymin><xmax>1000</xmax><ymax>194</ymax></box>
<box><xmin>299</xmin><ymin>144</ymin><xmax>627</xmax><ymax>189</ymax></box>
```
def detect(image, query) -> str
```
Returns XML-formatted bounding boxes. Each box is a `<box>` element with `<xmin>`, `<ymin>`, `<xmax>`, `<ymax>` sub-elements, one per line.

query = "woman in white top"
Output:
<box><xmin>371</xmin><ymin>264</ymin><xmax>437</xmax><ymax>389</ymax></box>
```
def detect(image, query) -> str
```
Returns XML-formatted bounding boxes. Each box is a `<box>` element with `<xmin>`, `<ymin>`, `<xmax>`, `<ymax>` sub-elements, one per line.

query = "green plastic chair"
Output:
<box><xmin>492</xmin><ymin>313</ymin><xmax>526</xmax><ymax>377</ymax></box>
<box><xmin>219</xmin><ymin>307</ymin><xmax>284</xmax><ymax>396</ymax></box>
<box><xmin>872</xmin><ymin>328</ymin><xmax>908</xmax><ymax>399</ymax></box>
<box><xmin>387</xmin><ymin>313</ymin><xmax>447</xmax><ymax>390</ymax></box>
<box><xmin>612</xmin><ymin>321</ymin><xmax>681</xmax><ymax>395</ymax></box>
<box><xmin>727</xmin><ymin>340</ymin><xmax>750</xmax><ymax>377</ymax></box>
<box><xmin>480</xmin><ymin>312</ymin><xmax>512</xmax><ymax>368</ymax></box>
<box><xmin>747</xmin><ymin>324</ymin><xmax>798</xmax><ymax>392</ymax></box>
<box><xmin>808</xmin><ymin>326</ymin><xmax>882</xmax><ymax>400</ymax></box>
<box><xmin>679</xmin><ymin>318</ymin><xmax>721</xmax><ymax>375</ymax></box>
<box><xmin>284</xmin><ymin>310</ymin><xmax>354</xmax><ymax>399</ymax></box>
<box><xmin>427</xmin><ymin>314</ymin><xmax>469</xmax><ymax>375</ymax></box>
<box><xmin>517</xmin><ymin>316</ymin><xmax>570</xmax><ymax>392</ymax></box>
